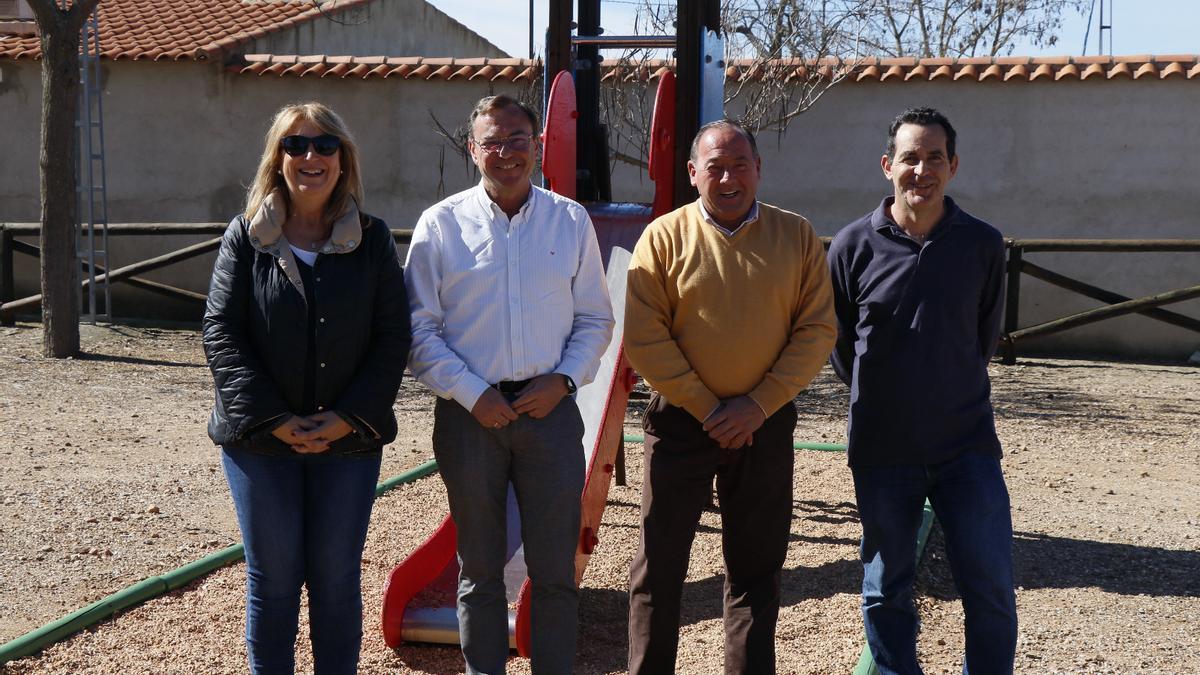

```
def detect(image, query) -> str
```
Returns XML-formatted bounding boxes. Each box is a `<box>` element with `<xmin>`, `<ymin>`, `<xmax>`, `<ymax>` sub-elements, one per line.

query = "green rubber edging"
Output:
<box><xmin>622</xmin><ymin>434</ymin><xmax>848</xmax><ymax>453</ymax></box>
<box><xmin>0</xmin><ymin>458</ymin><xmax>440</xmax><ymax>666</ymax></box>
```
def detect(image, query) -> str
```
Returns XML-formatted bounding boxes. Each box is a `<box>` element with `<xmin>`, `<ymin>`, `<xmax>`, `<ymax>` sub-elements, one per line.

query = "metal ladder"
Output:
<box><xmin>76</xmin><ymin>6</ymin><xmax>110</xmax><ymax>323</ymax></box>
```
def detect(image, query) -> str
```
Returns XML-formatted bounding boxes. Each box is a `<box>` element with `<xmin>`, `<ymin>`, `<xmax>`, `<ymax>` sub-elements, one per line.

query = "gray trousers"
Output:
<box><xmin>432</xmin><ymin>395</ymin><xmax>585</xmax><ymax>675</ymax></box>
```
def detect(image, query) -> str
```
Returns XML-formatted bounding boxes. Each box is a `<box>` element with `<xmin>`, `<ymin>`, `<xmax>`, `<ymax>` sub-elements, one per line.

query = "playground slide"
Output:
<box><xmin>381</xmin><ymin>70</ymin><xmax>676</xmax><ymax>657</ymax></box>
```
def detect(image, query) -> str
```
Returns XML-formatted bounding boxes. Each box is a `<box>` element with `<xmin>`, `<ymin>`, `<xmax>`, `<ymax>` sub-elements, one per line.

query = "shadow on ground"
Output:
<box><xmin>572</xmin><ymin>552</ymin><xmax>863</xmax><ymax>675</ymax></box>
<box><xmin>77</xmin><ymin>351</ymin><xmax>204</xmax><ymax>369</ymax></box>
<box><xmin>918</xmin><ymin>524</ymin><xmax>1200</xmax><ymax>601</ymax></box>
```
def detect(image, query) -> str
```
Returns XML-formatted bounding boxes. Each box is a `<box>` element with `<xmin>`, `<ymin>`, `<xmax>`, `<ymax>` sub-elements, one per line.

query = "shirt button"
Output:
<box><xmin>319</xmin><ymin>317</ymin><xmax>326</xmax><ymax>323</ymax></box>
<box><xmin>315</xmin><ymin>277</ymin><xmax>321</xmax><ymax>282</ymax></box>
<box><xmin>320</xmin><ymin>362</ymin><xmax>326</xmax><ymax>368</ymax></box>
<box><xmin>317</xmin><ymin>405</ymin><xmax>325</xmax><ymax>411</ymax></box>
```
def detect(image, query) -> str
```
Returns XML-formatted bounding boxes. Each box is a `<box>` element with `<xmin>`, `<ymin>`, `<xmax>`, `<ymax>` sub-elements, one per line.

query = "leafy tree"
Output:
<box><xmin>26</xmin><ymin>0</ymin><xmax>100</xmax><ymax>357</ymax></box>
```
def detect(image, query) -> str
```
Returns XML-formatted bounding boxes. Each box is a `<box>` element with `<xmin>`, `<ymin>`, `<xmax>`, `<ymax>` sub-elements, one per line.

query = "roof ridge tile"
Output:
<box><xmin>979</xmin><ymin>64</ymin><xmax>1004</xmax><ymax>81</ymax></box>
<box><xmin>1159</xmin><ymin>62</ymin><xmax>1187</xmax><ymax>79</ymax></box>
<box><xmin>1003</xmin><ymin>64</ymin><xmax>1029</xmax><ymax>81</ymax></box>
<box><xmin>1080</xmin><ymin>63</ymin><xmax>1107</xmax><ymax>79</ymax></box>
<box><xmin>1029</xmin><ymin>63</ymin><xmax>1055</xmax><ymax>81</ymax></box>
<box><xmin>1055</xmin><ymin>63</ymin><xmax>1080</xmax><ymax>81</ymax></box>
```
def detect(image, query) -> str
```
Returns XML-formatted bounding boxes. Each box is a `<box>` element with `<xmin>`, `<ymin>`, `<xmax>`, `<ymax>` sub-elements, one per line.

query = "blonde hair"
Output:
<box><xmin>244</xmin><ymin>102</ymin><xmax>365</xmax><ymax>225</ymax></box>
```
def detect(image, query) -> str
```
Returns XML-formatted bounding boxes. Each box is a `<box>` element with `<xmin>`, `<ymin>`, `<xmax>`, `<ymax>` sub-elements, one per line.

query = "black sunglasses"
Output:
<box><xmin>280</xmin><ymin>134</ymin><xmax>341</xmax><ymax>157</ymax></box>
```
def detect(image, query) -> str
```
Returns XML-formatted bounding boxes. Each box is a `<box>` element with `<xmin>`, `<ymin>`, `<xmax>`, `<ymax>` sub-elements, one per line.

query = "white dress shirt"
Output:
<box><xmin>405</xmin><ymin>183</ymin><xmax>615</xmax><ymax>411</ymax></box>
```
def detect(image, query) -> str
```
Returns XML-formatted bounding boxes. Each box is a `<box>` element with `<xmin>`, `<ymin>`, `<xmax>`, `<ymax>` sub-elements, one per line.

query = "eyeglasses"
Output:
<box><xmin>473</xmin><ymin>135</ymin><xmax>533</xmax><ymax>154</ymax></box>
<box><xmin>280</xmin><ymin>134</ymin><xmax>342</xmax><ymax>157</ymax></box>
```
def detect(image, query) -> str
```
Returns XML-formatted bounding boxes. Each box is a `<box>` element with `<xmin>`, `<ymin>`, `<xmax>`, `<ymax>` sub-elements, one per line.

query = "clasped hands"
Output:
<box><xmin>271</xmin><ymin>411</ymin><xmax>354</xmax><ymax>454</ymax></box>
<box><xmin>470</xmin><ymin>374</ymin><xmax>569</xmax><ymax>429</ymax></box>
<box><xmin>703</xmin><ymin>395</ymin><xmax>766</xmax><ymax>450</ymax></box>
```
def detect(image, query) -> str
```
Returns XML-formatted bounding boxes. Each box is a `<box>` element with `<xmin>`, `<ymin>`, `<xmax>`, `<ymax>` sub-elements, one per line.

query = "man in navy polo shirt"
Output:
<box><xmin>828</xmin><ymin>107</ymin><xmax>1017</xmax><ymax>675</ymax></box>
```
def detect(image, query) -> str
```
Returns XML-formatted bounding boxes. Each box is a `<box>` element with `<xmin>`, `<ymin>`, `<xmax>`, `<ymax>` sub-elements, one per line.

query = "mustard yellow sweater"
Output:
<box><xmin>624</xmin><ymin>200</ymin><xmax>836</xmax><ymax>421</ymax></box>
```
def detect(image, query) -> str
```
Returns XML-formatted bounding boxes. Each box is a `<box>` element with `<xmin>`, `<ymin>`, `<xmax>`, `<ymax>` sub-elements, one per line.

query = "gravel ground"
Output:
<box><xmin>0</xmin><ymin>323</ymin><xmax>1197</xmax><ymax>674</ymax></box>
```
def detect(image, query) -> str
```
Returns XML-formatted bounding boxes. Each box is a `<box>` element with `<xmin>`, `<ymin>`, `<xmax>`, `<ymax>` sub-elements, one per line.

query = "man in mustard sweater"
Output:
<box><xmin>624</xmin><ymin>119</ymin><xmax>837</xmax><ymax>674</ymax></box>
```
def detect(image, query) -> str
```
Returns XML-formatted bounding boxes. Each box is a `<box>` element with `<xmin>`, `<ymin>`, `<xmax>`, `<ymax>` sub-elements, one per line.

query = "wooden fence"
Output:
<box><xmin>2</xmin><ymin>223</ymin><xmax>1198</xmax><ymax>362</ymax></box>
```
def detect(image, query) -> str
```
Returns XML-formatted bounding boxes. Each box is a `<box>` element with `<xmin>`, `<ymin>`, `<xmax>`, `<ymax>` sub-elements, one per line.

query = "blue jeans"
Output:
<box><xmin>432</xmin><ymin>396</ymin><xmax>585</xmax><ymax>675</ymax></box>
<box><xmin>852</xmin><ymin>451</ymin><xmax>1017</xmax><ymax>675</ymax></box>
<box><xmin>222</xmin><ymin>447</ymin><xmax>381</xmax><ymax>675</ymax></box>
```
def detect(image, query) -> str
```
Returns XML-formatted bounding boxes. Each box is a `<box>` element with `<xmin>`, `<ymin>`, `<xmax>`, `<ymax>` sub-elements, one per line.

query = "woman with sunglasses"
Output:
<box><xmin>202</xmin><ymin>102</ymin><xmax>410</xmax><ymax>674</ymax></box>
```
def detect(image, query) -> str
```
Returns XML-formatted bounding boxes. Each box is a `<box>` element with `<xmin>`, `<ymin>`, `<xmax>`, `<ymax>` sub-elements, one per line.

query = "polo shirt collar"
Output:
<box><xmin>872</xmin><ymin>196</ymin><xmax>962</xmax><ymax>242</ymax></box>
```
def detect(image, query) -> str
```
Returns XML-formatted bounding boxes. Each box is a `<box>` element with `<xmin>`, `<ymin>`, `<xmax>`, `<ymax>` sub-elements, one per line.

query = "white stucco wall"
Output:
<box><xmin>611</xmin><ymin>78</ymin><xmax>1200</xmax><ymax>362</ymax></box>
<box><xmin>1</xmin><ymin>57</ymin><xmax>1196</xmax><ymax>359</ymax></box>
<box><xmin>247</xmin><ymin>0</ymin><xmax>508</xmax><ymax>58</ymax></box>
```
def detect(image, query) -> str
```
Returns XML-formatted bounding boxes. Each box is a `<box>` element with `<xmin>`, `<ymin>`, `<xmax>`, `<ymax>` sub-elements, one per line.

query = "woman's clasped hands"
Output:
<box><xmin>270</xmin><ymin>411</ymin><xmax>354</xmax><ymax>453</ymax></box>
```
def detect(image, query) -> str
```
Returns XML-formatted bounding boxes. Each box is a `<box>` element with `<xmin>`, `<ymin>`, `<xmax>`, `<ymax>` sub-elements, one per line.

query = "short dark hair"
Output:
<box><xmin>468</xmin><ymin>94</ymin><xmax>539</xmax><ymax>134</ymax></box>
<box><xmin>887</xmin><ymin>107</ymin><xmax>956</xmax><ymax>159</ymax></box>
<box><xmin>689</xmin><ymin>119</ymin><xmax>759</xmax><ymax>162</ymax></box>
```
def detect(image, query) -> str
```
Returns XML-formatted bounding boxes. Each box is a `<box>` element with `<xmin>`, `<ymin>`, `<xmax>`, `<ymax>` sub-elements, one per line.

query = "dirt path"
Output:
<box><xmin>0</xmin><ymin>323</ymin><xmax>1196</xmax><ymax>673</ymax></box>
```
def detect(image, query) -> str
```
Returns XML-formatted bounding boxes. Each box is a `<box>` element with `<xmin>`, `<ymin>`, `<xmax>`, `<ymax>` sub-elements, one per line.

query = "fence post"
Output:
<box><xmin>1001</xmin><ymin>243</ymin><xmax>1022</xmax><ymax>364</ymax></box>
<box><xmin>0</xmin><ymin>227</ymin><xmax>13</xmax><ymax>327</ymax></box>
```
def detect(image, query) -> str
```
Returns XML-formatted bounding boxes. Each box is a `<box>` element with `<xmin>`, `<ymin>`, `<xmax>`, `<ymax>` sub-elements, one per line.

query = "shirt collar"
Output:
<box><xmin>247</xmin><ymin>190</ymin><xmax>363</xmax><ymax>255</ymax></box>
<box><xmin>475</xmin><ymin>181</ymin><xmax>536</xmax><ymax>224</ymax></box>
<box><xmin>697</xmin><ymin>199</ymin><xmax>760</xmax><ymax>236</ymax></box>
<box><xmin>871</xmin><ymin>195</ymin><xmax>962</xmax><ymax>242</ymax></box>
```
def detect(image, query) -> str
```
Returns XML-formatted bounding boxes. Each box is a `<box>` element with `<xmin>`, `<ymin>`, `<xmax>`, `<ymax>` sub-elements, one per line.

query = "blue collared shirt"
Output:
<box><xmin>828</xmin><ymin>196</ymin><xmax>1006</xmax><ymax>466</ymax></box>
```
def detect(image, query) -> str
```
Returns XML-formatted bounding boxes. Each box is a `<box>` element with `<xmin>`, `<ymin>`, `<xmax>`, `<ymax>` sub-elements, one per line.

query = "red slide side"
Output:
<box><xmin>380</xmin><ymin>517</ymin><xmax>457</xmax><ymax>648</ymax></box>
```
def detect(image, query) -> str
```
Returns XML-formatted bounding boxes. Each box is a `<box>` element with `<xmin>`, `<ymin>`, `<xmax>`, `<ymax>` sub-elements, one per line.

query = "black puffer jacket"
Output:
<box><xmin>202</xmin><ymin>196</ymin><xmax>411</xmax><ymax>455</ymax></box>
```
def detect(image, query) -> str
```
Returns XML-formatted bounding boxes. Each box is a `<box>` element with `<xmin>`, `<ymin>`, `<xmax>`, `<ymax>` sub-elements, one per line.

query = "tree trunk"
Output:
<box><xmin>28</xmin><ymin>0</ymin><xmax>99</xmax><ymax>357</ymax></box>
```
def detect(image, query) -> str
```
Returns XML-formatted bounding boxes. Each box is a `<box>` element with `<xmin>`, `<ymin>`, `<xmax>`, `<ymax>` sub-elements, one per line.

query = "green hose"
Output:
<box><xmin>622</xmin><ymin>434</ymin><xmax>848</xmax><ymax>453</ymax></box>
<box><xmin>375</xmin><ymin>458</ymin><xmax>439</xmax><ymax>496</ymax></box>
<box><xmin>0</xmin><ymin>459</ymin><xmax>439</xmax><ymax>666</ymax></box>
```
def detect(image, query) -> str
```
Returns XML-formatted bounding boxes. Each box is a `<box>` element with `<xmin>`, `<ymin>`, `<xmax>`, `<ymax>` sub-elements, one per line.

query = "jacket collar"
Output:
<box><xmin>246</xmin><ymin>190</ymin><xmax>363</xmax><ymax>256</ymax></box>
<box><xmin>245</xmin><ymin>191</ymin><xmax>364</xmax><ymax>300</ymax></box>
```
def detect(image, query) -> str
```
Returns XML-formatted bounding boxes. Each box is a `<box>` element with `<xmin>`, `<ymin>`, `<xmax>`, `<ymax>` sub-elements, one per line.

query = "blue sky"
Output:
<box><xmin>428</xmin><ymin>0</ymin><xmax>1200</xmax><ymax>59</ymax></box>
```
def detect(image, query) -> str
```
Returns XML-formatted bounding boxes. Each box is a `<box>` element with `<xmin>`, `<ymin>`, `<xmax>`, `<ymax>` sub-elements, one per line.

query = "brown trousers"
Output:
<box><xmin>627</xmin><ymin>394</ymin><xmax>797</xmax><ymax>675</ymax></box>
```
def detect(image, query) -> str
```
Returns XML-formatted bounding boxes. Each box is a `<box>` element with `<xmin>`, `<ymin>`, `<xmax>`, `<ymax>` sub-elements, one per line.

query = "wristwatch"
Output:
<box><xmin>563</xmin><ymin>374</ymin><xmax>577</xmax><ymax>395</ymax></box>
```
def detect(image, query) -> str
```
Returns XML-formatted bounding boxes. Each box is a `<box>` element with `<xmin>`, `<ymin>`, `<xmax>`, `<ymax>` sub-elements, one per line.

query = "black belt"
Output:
<box><xmin>492</xmin><ymin>379</ymin><xmax>533</xmax><ymax>394</ymax></box>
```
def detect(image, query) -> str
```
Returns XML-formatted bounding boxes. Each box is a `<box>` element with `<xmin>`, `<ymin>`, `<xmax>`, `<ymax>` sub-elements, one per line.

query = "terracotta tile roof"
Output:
<box><xmin>226</xmin><ymin>54</ymin><xmax>1200</xmax><ymax>83</ymax></box>
<box><xmin>232</xmin><ymin>53</ymin><xmax>543</xmax><ymax>81</ymax></box>
<box><xmin>0</xmin><ymin>0</ymin><xmax>382</xmax><ymax>62</ymax></box>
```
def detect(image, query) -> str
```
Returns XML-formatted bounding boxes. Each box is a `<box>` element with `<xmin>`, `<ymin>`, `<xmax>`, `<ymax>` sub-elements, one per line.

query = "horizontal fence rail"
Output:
<box><xmin>3</xmin><ymin>226</ymin><xmax>1198</xmax><ymax>360</ymax></box>
<box><xmin>1000</xmin><ymin>238</ymin><xmax>1200</xmax><ymax>363</ymax></box>
<box><xmin>0</xmin><ymin>223</ymin><xmax>415</xmax><ymax>325</ymax></box>
<box><xmin>0</xmin><ymin>223</ymin><xmax>416</xmax><ymax>240</ymax></box>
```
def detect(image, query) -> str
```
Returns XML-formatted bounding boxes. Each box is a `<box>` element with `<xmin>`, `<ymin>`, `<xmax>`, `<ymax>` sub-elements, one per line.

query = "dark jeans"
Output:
<box><xmin>628</xmin><ymin>395</ymin><xmax>797</xmax><ymax>675</ymax></box>
<box><xmin>852</xmin><ymin>450</ymin><xmax>1017</xmax><ymax>675</ymax></box>
<box><xmin>221</xmin><ymin>447</ymin><xmax>381</xmax><ymax>675</ymax></box>
<box><xmin>433</xmin><ymin>395</ymin><xmax>585</xmax><ymax>675</ymax></box>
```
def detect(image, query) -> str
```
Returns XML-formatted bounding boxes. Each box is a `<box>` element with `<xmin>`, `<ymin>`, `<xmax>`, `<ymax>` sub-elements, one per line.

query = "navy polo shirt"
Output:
<box><xmin>828</xmin><ymin>196</ymin><xmax>1006</xmax><ymax>467</ymax></box>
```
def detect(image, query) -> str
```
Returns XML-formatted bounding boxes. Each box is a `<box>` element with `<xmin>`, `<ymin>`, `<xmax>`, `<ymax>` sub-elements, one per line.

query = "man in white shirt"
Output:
<box><xmin>404</xmin><ymin>94</ymin><xmax>614</xmax><ymax>675</ymax></box>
